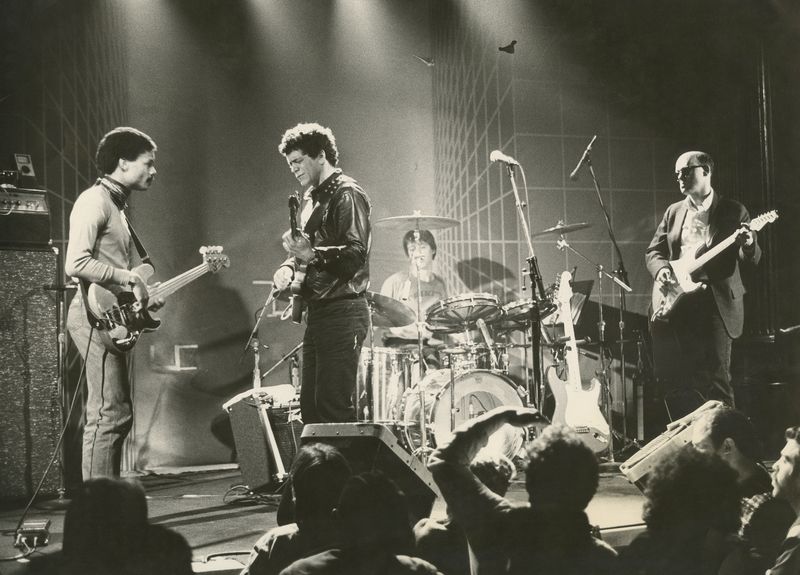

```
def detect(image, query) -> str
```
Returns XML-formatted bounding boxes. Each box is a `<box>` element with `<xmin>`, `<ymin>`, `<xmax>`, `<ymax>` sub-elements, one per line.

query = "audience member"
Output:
<box><xmin>619</xmin><ymin>447</ymin><xmax>748</xmax><ymax>575</ymax></box>
<box><xmin>241</xmin><ymin>443</ymin><xmax>351</xmax><ymax>575</ymax></box>
<box><xmin>767</xmin><ymin>426</ymin><xmax>800</xmax><ymax>574</ymax></box>
<box><xmin>138</xmin><ymin>523</ymin><xmax>193</xmax><ymax>575</ymax></box>
<box><xmin>428</xmin><ymin>406</ymin><xmax>618</xmax><ymax>575</ymax></box>
<box><xmin>27</xmin><ymin>478</ymin><xmax>150</xmax><ymax>575</ymax></box>
<box><xmin>692</xmin><ymin>406</ymin><xmax>795</xmax><ymax>570</ymax></box>
<box><xmin>414</xmin><ymin>450</ymin><xmax>514</xmax><ymax>575</ymax></box>
<box><xmin>280</xmin><ymin>471</ymin><xmax>442</xmax><ymax>574</ymax></box>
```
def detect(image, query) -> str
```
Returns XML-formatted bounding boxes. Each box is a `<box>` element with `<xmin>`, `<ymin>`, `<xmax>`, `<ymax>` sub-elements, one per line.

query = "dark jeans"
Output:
<box><xmin>301</xmin><ymin>297</ymin><xmax>369</xmax><ymax>423</ymax></box>
<box><xmin>654</xmin><ymin>288</ymin><xmax>735</xmax><ymax>407</ymax></box>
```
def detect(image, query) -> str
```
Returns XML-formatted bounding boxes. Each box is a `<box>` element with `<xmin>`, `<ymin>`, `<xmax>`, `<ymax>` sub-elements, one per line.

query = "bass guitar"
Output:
<box><xmin>651</xmin><ymin>210</ymin><xmax>778</xmax><ymax>320</ymax></box>
<box><xmin>287</xmin><ymin>192</ymin><xmax>307</xmax><ymax>324</ymax></box>
<box><xmin>87</xmin><ymin>246</ymin><xmax>230</xmax><ymax>352</ymax></box>
<box><xmin>546</xmin><ymin>270</ymin><xmax>610</xmax><ymax>453</ymax></box>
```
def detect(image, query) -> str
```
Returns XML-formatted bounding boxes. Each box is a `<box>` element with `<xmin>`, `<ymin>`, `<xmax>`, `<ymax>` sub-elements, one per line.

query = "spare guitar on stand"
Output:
<box><xmin>546</xmin><ymin>270</ymin><xmax>610</xmax><ymax>454</ymax></box>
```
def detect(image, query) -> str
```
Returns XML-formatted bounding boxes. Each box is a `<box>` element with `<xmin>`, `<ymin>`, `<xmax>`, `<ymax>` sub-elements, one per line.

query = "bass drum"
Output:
<box><xmin>402</xmin><ymin>369</ymin><xmax>525</xmax><ymax>459</ymax></box>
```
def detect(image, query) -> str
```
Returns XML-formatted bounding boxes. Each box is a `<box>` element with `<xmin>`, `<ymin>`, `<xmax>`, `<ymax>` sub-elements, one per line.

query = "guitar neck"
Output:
<box><xmin>688</xmin><ymin>232</ymin><xmax>738</xmax><ymax>275</ymax></box>
<box><xmin>149</xmin><ymin>263</ymin><xmax>210</xmax><ymax>301</ymax></box>
<box><xmin>562</xmin><ymin>307</ymin><xmax>583</xmax><ymax>389</ymax></box>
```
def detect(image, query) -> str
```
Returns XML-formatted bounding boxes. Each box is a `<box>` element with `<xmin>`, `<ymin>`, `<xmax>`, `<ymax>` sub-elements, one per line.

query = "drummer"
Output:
<box><xmin>380</xmin><ymin>229</ymin><xmax>448</xmax><ymax>347</ymax></box>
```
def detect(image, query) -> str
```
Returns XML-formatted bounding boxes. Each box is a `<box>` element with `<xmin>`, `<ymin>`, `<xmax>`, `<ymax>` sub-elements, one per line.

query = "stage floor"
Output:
<box><xmin>0</xmin><ymin>465</ymin><xmax>645</xmax><ymax>574</ymax></box>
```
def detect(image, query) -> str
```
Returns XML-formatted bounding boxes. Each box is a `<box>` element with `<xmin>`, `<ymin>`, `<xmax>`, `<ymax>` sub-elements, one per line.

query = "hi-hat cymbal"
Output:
<box><xmin>375</xmin><ymin>213</ymin><xmax>459</xmax><ymax>231</ymax></box>
<box><xmin>532</xmin><ymin>221</ymin><xmax>590</xmax><ymax>237</ymax></box>
<box><xmin>366</xmin><ymin>291</ymin><xmax>416</xmax><ymax>328</ymax></box>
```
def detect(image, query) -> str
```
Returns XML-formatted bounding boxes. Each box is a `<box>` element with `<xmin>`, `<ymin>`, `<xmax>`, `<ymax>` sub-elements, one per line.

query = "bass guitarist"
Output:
<box><xmin>645</xmin><ymin>150</ymin><xmax>760</xmax><ymax>408</ymax></box>
<box><xmin>65</xmin><ymin>127</ymin><xmax>164</xmax><ymax>481</ymax></box>
<box><xmin>272</xmin><ymin>123</ymin><xmax>371</xmax><ymax>424</ymax></box>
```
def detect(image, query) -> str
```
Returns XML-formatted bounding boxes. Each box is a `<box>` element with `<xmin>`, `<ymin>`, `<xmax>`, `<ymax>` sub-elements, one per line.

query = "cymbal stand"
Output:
<box><xmin>555</xmin><ymin>236</ymin><xmax>632</xmax><ymax>460</ymax></box>
<box><xmin>410</xmin><ymin>231</ymin><xmax>428</xmax><ymax>456</ymax></box>
<box><xmin>363</xmin><ymin>301</ymin><xmax>376</xmax><ymax>420</ymax></box>
<box><xmin>501</xmin><ymin>162</ymin><xmax>549</xmax><ymax>400</ymax></box>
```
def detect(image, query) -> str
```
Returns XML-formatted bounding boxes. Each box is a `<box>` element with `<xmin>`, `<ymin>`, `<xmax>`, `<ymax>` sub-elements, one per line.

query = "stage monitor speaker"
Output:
<box><xmin>225</xmin><ymin>390</ymin><xmax>302</xmax><ymax>492</ymax></box>
<box><xmin>0</xmin><ymin>248</ymin><xmax>61</xmax><ymax>502</ymax></box>
<box><xmin>301</xmin><ymin>423</ymin><xmax>440</xmax><ymax>521</ymax></box>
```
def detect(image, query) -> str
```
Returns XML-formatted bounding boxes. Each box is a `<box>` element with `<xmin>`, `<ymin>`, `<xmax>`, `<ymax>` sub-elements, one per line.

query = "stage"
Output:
<box><xmin>0</xmin><ymin>464</ymin><xmax>646</xmax><ymax>574</ymax></box>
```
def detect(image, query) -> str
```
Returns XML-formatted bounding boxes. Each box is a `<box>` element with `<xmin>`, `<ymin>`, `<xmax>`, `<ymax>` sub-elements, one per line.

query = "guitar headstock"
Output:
<box><xmin>749</xmin><ymin>210</ymin><xmax>778</xmax><ymax>232</ymax></box>
<box><xmin>556</xmin><ymin>270</ymin><xmax>573</xmax><ymax>306</ymax></box>
<box><xmin>199</xmin><ymin>246</ymin><xmax>230</xmax><ymax>273</ymax></box>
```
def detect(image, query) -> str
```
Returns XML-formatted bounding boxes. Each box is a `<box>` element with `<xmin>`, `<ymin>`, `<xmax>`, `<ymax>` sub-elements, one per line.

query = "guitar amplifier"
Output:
<box><xmin>0</xmin><ymin>188</ymin><xmax>51</xmax><ymax>248</ymax></box>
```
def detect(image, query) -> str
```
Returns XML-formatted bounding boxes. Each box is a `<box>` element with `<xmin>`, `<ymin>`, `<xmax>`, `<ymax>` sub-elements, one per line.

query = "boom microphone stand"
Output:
<box><xmin>570</xmin><ymin>135</ymin><xmax>635</xmax><ymax>450</ymax></box>
<box><xmin>491</xmin><ymin>151</ymin><xmax>553</xmax><ymax>398</ymax></box>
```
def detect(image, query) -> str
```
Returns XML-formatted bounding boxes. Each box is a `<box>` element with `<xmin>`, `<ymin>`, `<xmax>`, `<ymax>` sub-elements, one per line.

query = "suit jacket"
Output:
<box><xmin>645</xmin><ymin>192</ymin><xmax>761</xmax><ymax>338</ymax></box>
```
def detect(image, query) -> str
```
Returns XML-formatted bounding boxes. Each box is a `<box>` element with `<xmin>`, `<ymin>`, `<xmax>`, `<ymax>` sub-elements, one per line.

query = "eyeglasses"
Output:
<box><xmin>675</xmin><ymin>165</ymin><xmax>706</xmax><ymax>179</ymax></box>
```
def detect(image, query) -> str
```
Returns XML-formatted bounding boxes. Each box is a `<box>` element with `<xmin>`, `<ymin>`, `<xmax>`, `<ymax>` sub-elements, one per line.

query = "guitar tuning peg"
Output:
<box><xmin>199</xmin><ymin>246</ymin><xmax>208</xmax><ymax>254</ymax></box>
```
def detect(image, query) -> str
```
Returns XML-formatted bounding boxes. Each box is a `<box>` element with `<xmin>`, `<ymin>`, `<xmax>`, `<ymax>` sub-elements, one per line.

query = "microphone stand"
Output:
<box><xmin>583</xmin><ymin>150</ymin><xmax>635</xmax><ymax>451</ymax></box>
<box><xmin>410</xmin><ymin>231</ymin><xmax>428</xmax><ymax>457</ymax></box>
<box><xmin>501</xmin><ymin>162</ymin><xmax>549</xmax><ymax>400</ymax></box>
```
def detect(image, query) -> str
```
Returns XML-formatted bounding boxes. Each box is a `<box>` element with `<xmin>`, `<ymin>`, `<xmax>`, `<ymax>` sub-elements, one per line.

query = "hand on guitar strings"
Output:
<box><xmin>273</xmin><ymin>265</ymin><xmax>294</xmax><ymax>291</ymax></box>
<box><xmin>281</xmin><ymin>229</ymin><xmax>314</xmax><ymax>261</ymax></box>
<box><xmin>655</xmin><ymin>267</ymin><xmax>675</xmax><ymax>285</ymax></box>
<box><xmin>128</xmin><ymin>272</ymin><xmax>165</xmax><ymax>311</ymax></box>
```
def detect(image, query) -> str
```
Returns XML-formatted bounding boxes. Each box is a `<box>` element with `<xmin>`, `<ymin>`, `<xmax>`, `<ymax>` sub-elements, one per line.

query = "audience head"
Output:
<box><xmin>772</xmin><ymin>426</ymin><xmax>800</xmax><ymax>509</ymax></box>
<box><xmin>692</xmin><ymin>405</ymin><xmax>763</xmax><ymax>467</ymax></box>
<box><xmin>138</xmin><ymin>524</ymin><xmax>193</xmax><ymax>575</ymax></box>
<box><xmin>287</xmin><ymin>442</ymin><xmax>351</xmax><ymax>524</ymax></box>
<box><xmin>336</xmin><ymin>470</ymin><xmax>414</xmax><ymax>555</ymax></box>
<box><xmin>470</xmin><ymin>450</ymin><xmax>515</xmax><ymax>497</ymax></box>
<box><xmin>525</xmin><ymin>425</ymin><xmax>598</xmax><ymax>512</ymax></box>
<box><xmin>62</xmin><ymin>478</ymin><xmax>149</xmax><ymax>571</ymax></box>
<box><xmin>643</xmin><ymin>448</ymin><xmax>740</xmax><ymax>535</ymax></box>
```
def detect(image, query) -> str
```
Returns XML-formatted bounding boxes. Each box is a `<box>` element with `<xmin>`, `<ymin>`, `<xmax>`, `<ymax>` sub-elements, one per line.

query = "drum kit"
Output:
<box><xmin>353</xmin><ymin>212</ymin><xmax>599</xmax><ymax>461</ymax></box>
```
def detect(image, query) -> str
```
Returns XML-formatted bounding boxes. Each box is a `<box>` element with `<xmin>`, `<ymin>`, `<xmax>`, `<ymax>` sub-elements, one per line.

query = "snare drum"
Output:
<box><xmin>355</xmin><ymin>347</ymin><xmax>414</xmax><ymax>422</ymax></box>
<box><xmin>402</xmin><ymin>369</ymin><xmax>525</xmax><ymax>459</ymax></box>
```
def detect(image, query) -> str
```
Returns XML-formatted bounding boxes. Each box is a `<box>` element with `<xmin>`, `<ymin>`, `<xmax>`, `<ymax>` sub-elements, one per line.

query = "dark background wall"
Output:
<box><xmin>2</xmin><ymin>0</ymin><xmax>799</xmax><ymax>478</ymax></box>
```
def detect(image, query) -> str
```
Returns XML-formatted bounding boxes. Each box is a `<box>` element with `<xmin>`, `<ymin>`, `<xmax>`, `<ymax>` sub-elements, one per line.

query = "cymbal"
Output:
<box><xmin>374</xmin><ymin>213</ymin><xmax>459</xmax><ymax>231</ymax></box>
<box><xmin>366</xmin><ymin>291</ymin><xmax>416</xmax><ymax>328</ymax></box>
<box><xmin>532</xmin><ymin>221</ymin><xmax>590</xmax><ymax>237</ymax></box>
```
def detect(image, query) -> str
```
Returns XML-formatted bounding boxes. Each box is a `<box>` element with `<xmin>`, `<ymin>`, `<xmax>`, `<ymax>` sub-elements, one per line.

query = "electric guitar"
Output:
<box><xmin>87</xmin><ymin>246</ymin><xmax>230</xmax><ymax>352</ymax></box>
<box><xmin>546</xmin><ymin>270</ymin><xmax>610</xmax><ymax>453</ymax></box>
<box><xmin>651</xmin><ymin>210</ymin><xmax>778</xmax><ymax>320</ymax></box>
<box><xmin>288</xmin><ymin>193</ymin><xmax>308</xmax><ymax>324</ymax></box>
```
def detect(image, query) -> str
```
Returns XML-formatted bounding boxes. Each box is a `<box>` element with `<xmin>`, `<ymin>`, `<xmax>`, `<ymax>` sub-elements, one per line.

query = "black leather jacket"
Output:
<box><xmin>286</xmin><ymin>170</ymin><xmax>371</xmax><ymax>302</ymax></box>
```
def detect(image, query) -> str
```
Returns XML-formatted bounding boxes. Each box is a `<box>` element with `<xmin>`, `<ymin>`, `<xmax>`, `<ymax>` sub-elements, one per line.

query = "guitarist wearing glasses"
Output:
<box><xmin>272</xmin><ymin>123</ymin><xmax>371</xmax><ymax>424</ymax></box>
<box><xmin>65</xmin><ymin>127</ymin><xmax>165</xmax><ymax>480</ymax></box>
<box><xmin>646</xmin><ymin>151</ymin><xmax>762</xmax><ymax>409</ymax></box>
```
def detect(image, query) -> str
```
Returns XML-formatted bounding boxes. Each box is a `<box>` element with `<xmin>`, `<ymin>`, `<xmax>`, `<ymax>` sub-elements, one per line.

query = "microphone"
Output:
<box><xmin>489</xmin><ymin>150</ymin><xmax>520</xmax><ymax>166</ymax></box>
<box><xmin>568</xmin><ymin>135</ymin><xmax>597</xmax><ymax>181</ymax></box>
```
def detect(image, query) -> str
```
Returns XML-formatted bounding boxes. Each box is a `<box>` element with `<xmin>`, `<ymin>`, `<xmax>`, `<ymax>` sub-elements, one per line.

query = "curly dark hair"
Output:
<box><xmin>95</xmin><ymin>127</ymin><xmax>156</xmax><ymax>175</ymax></box>
<box><xmin>278</xmin><ymin>122</ymin><xmax>339</xmax><ymax>166</ymax></box>
<box><xmin>643</xmin><ymin>447</ymin><xmax>740</xmax><ymax>535</ymax></box>
<box><xmin>699</xmin><ymin>405</ymin><xmax>763</xmax><ymax>462</ymax></box>
<box><xmin>525</xmin><ymin>425</ymin><xmax>598</xmax><ymax>511</ymax></box>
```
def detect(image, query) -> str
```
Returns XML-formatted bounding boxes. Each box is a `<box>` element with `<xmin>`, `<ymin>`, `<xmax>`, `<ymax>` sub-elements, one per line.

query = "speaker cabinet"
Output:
<box><xmin>0</xmin><ymin>248</ymin><xmax>61</xmax><ymax>502</ymax></box>
<box><xmin>225</xmin><ymin>390</ymin><xmax>302</xmax><ymax>492</ymax></box>
<box><xmin>301</xmin><ymin>423</ymin><xmax>440</xmax><ymax>521</ymax></box>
